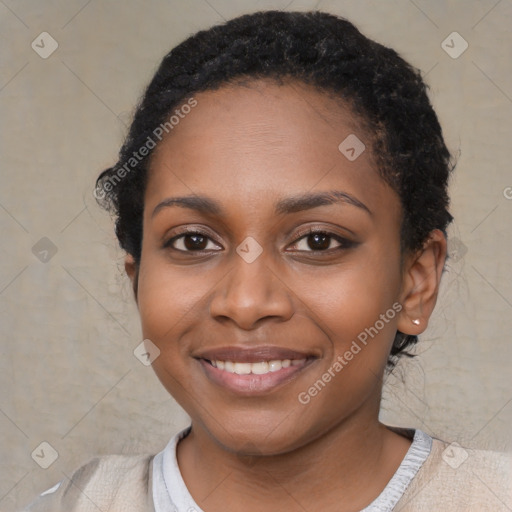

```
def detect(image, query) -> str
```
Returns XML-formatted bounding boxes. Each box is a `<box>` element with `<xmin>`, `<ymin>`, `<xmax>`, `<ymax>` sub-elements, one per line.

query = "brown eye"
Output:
<box><xmin>289</xmin><ymin>230</ymin><xmax>355</xmax><ymax>253</ymax></box>
<box><xmin>182</xmin><ymin>234</ymin><xmax>208</xmax><ymax>250</ymax></box>
<box><xmin>166</xmin><ymin>231</ymin><xmax>222</xmax><ymax>252</ymax></box>
<box><xmin>307</xmin><ymin>233</ymin><xmax>331</xmax><ymax>251</ymax></box>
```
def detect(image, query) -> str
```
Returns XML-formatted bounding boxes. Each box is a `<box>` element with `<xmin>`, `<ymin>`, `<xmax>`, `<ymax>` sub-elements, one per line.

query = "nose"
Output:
<box><xmin>209</xmin><ymin>251</ymin><xmax>294</xmax><ymax>330</ymax></box>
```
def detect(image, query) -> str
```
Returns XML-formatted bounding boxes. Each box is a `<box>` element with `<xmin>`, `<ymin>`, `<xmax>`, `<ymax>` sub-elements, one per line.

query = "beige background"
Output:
<box><xmin>1</xmin><ymin>0</ymin><xmax>511</xmax><ymax>510</ymax></box>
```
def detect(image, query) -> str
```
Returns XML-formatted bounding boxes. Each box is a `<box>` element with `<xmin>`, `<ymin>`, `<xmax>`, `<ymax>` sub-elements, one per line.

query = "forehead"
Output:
<box><xmin>145</xmin><ymin>79</ymin><xmax>398</xmax><ymax>222</ymax></box>
<box><xmin>152</xmin><ymin>78</ymin><xmax>367</xmax><ymax>161</ymax></box>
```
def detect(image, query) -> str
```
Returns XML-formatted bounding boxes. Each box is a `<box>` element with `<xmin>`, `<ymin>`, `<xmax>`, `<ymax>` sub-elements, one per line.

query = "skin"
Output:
<box><xmin>125</xmin><ymin>79</ymin><xmax>447</xmax><ymax>512</ymax></box>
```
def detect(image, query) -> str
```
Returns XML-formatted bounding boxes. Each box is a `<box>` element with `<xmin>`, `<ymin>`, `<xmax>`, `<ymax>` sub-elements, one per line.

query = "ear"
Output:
<box><xmin>396</xmin><ymin>229</ymin><xmax>447</xmax><ymax>335</ymax></box>
<box><xmin>124</xmin><ymin>254</ymin><xmax>139</xmax><ymax>302</ymax></box>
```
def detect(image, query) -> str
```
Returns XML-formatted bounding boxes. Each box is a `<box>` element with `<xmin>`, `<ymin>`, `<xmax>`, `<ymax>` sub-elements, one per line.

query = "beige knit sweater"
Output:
<box><xmin>23</xmin><ymin>436</ymin><xmax>512</xmax><ymax>511</ymax></box>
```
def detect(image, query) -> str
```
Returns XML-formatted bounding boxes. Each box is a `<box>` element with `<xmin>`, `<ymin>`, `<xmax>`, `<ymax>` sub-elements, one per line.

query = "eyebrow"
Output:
<box><xmin>152</xmin><ymin>190</ymin><xmax>372</xmax><ymax>218</ymax></box>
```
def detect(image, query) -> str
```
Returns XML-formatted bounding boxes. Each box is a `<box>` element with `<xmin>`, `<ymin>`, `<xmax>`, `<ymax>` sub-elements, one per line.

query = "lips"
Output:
<box><xmin>194</xmin><ymin>346</ymin><xmax>317</xmax><ymax>395</ymax></box>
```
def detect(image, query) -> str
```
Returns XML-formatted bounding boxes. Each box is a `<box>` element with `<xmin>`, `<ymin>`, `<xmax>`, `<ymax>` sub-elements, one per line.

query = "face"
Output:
<box><xmin>134</xmin><ymin>80</ymin><xmax>408</xmax><ymax>455</ymax></box>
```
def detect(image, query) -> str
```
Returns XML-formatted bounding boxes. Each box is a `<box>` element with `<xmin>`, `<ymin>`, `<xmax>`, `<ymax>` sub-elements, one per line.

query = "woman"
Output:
<box><xmin>23</xmin><ymin>9</ymin><xmax>511</xmax><ymax>512</ymax></box>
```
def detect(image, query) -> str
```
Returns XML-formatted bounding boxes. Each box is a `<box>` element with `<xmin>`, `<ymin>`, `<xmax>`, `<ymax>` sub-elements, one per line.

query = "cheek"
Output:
<box><xmin>295</xmin><ymin>251</ymin><xmax>402</xmax><ymax>384</ymax></box>
<box><xmin>135</xmin><ymin>255</ymin><xmax>207</xmax><ymax>401</ymax></box>
<box><xmin>135</xmin><ymin>250</ymin><xmax>215</xmax><ymax>342</ymax></box>
<box><xmin>299</xmin><ymin>252</ymin><xmax>400</xmax><ymax>331</ymax></box>
<box><xmin>289</xmin><ymin>264</ymin><xmax>401</xmax><ymax>430</ymax></box>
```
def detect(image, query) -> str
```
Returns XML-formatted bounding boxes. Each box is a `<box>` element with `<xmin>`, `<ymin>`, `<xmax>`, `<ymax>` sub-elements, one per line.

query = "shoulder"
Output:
<box><xmin>22</xmin><ymin>453</ymin><xmax>155</xmax><ymax>512</ymax></box>
<box><xmin>397</xmin><ymin>436</ymin><xmax>512</xmax><ymax>511</ymax></box>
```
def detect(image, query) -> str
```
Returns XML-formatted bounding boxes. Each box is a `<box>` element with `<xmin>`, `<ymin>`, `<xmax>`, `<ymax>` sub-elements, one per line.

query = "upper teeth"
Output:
<box><xmin>210</xmin><ymin>359</ymin><xmax>306</xmax><ymax>375</ymax></box>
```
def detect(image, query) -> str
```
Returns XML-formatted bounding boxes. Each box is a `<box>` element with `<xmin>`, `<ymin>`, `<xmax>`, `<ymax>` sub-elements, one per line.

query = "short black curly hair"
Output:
<box><xmin>96</xmin><ymin>10</ymin><xmax>454</xmax><ymax>367</ymax></box>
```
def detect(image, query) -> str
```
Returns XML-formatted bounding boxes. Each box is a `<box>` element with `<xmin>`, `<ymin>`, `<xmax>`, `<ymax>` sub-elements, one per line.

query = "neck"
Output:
<box><xmin>176</xmin><ymin>404</ymin><xmax>412</xmax><ymax>512</ymax></box>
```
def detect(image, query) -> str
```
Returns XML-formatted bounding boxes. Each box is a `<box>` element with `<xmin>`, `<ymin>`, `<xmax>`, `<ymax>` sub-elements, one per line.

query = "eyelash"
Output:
<box><xmin>164</xmin><ymin>227</ymin><xmax>355</xmax><ymax>255</ymax></box>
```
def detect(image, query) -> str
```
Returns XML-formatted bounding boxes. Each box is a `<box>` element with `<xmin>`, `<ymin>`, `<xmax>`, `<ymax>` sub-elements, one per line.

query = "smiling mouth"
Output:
<box><xmin>193</xmin><ymin>346</ymin><xmax>318</xmax><ymax>394</ymax></box>
<box><xmin>196</xmin><ymin>355</ymin><xmax>316</xmax><ymax>395</ymax></box>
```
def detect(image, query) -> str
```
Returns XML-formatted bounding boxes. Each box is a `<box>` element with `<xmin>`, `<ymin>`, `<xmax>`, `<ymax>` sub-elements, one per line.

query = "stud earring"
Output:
<box><xmin>412</xmin><ymin>319</ymin><xmax>420</xmax><ymax>325</ymax></box>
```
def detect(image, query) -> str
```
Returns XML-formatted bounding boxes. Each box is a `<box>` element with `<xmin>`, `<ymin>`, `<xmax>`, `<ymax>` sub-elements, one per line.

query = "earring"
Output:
<box><xmin>412</xmin><ymin>319</ymin><xmax>420</xmax><ymax>325</ymax></box>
